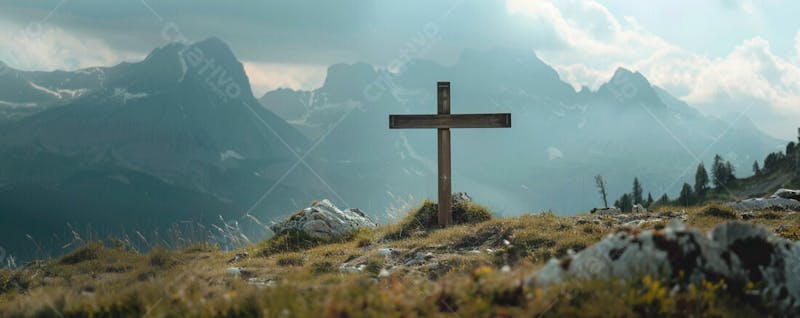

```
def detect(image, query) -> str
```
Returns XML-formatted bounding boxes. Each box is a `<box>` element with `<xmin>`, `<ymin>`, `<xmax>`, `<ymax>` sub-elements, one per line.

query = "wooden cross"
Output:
<box><xmin>389</xmin><ymin>82</ymin><xmax>511</xmax><ymax>226</ymax></box>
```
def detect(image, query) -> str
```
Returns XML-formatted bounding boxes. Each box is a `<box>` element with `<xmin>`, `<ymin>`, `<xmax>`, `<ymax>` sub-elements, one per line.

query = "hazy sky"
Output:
<box><xmin>0</xmin><ymin>0</ymin><xmax>798</xmax><ymax>138</ymax></box>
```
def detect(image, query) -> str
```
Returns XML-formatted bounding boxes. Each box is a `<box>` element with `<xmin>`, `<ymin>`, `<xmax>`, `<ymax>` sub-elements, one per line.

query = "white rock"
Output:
<box><xmin>771</xmin><ymin>189</ymin><xmax>800</xmax><ymax>201</ymax></box>
<box><xmin>728</xmin><ymin>197</ymin><xmax>800</xmax><ymax>211</ymax></box>
<box><xmin>452</xmin><ymin>192</ymin><xmax>472</xmax><ymax>203</ymax></box>
<box><xmin>590</xmin><ymin>207</ymin><xmax>622</xmax><ymax>215</ymax></box>
<box><xmin>227</xmin><ymin>267</ymin><xmax>243</xmax><ymax>276</ymax></box>
<box><xmin>377</xmin><ymin>248</ymin><xmax>394</xmax><ymax>256</ymax></box>
<box><xmin>271</xmin><ymin>199</ymin><xmax>377</xmax><ymax>240</ymax></box>
<box><xmin>530</xmin><ymin>221</ymin><xmax>800</xmax><ymax>315</ymax></box>
<box><xmin>339</xmin><ymin>263</ymin><xmax>367</xmax><ymax>273</ymax></box>
<box><xmin>632</xmin><ymin>204</ymin><xmax>647</xmax><ymax>213</ymax></box>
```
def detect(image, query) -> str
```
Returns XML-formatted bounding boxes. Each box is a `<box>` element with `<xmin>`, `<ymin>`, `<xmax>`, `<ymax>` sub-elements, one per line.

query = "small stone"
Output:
<box><xmin>227</xmin><ymin>252</ymin><xmax>250</xmax><ymax>264</ymax></box>
<box><xmin>227</xmin><ymin>267</ymin><xmax>242</xmax><ymax>276</ymax></box>
<box><xmin>590</xmin><ymin>207</ymin><xmax>622</xmax><ymax>215</ymax></box>
<box><xmin>247</xmin><ymin>278</ymin><xmax>276</xmax><ymax>289</ymax></box>
<box><xmin>501</xmin><ymin>265</ymin><xmax>511</xmax><ymax>273</ymax></box>
<box><xmin>452</xmin><ymin>192</ymin><xmax>472</xmax><ymax>204</ymax></box>
<box><xmin>415</xmin><ymin>252</ymin><xmax>433</xmax><ymax>260</ymax></box>
<box><xmin>377</xmin><ymin>248</ymin><xmax>393</xmax><ymax>256</ymax></box>
<box><xmin>378</xmin><ymin>269</ymin><xmax>391</xmax><ymax>278</ymax></box>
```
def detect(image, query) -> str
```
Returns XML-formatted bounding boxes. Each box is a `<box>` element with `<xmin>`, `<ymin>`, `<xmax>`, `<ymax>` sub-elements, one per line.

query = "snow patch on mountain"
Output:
<box><xmin>0</xmin><ymin>100</ymin><xmax>37</xmax><ymax>108</ymax></box>
<box><xmin>28</xmin><ymin>81</ymin><xmax>62</xmax><ymax>99</ymax></box>
<box><xmin>113</xmin><ymin>88</ymin><xmax>149</xmax><ymax>104</ymax></box>
<box><xmin>178</xmin><ymin>54</ymin><xmax>188</xmax><ymax>82</ymax></box>
<box><xmin>220</xmin><ymin>150</ymin><xmax>245</xmax><ymax>161</ymax></box>
<box><xmin>56</xmin><ymin>88</ymin><xmax>89</xmax><ymax>99</ymax></box>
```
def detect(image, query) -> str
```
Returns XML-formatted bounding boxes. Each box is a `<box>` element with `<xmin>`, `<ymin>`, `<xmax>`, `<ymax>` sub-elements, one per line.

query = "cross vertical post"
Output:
<box><xmin>437</xmin><ymin>82</ymin><xmax>452</xmax><ymax>226</ymax></box>
<box><xmin>389</xmin><ymin>82</ymin><xmax>511</xmax><ymax>227</ymax></box>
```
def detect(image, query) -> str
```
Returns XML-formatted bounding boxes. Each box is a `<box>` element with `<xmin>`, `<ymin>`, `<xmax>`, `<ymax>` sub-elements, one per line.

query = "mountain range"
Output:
<box><xmin>259</xmin><ymin>47</ymin><xmax>784</xmax><ymax>215</ymax></box>
<box><xmin>0</xmin><ymin>39</ymin><xmax>785</xmax><ymax>260</ymax></box>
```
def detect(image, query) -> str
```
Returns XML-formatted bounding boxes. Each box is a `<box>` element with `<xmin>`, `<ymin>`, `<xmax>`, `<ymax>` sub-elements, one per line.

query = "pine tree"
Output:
<box><xmin>619</xmin><ymin>193</ymin><xmax>633</xmax><ymax>212</ymax></box>
<box><xmin>712</xmin><ymin>154</ymin><xmax>725</xmax><ymax>188</ymax></box>
<box><xmin>632</xmin><ymin>177</ymin><xmax>643</xmax><ymax>205</ymax></box>
<box><xmin>678</xmin><ymin>183</ymin><xmax>693</xmax><ymax>206</ymax></box>
<box><xmin>657</xmin><ymin>193</ymin><xmax>670</xmax><ymax>205</ymax></box>
<box><xmin>725</xmin><ymin>162</ymin><xmax>736</xmax><ymax>185</ymax></box>
<box><xmin>594</xmin><ymin>175</ymin><xmax>608</xmax><ymax>208</ymax></box>
<box><xmin>752</xmin><ymin>160</ymin><xmax>761</xmax><ymax>176</ymax></box>
<box><xmin>694</xmin><ymin>162</ymin><xmax>709</xmax><ymax>197</ymax></box>
<box><xmin>645</xmin><ymin>192</ymin><xmax>654</xmax><ymax>208</ymax></box>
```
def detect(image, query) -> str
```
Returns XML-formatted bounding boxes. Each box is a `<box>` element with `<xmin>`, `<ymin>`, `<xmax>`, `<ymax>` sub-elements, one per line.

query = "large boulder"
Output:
<box><xmin>530</xmin><ymin>221</ymin><xmax>800</xmax><ymax>315</ymax></box>
<box><xmin>270</xmin><ymin>199</ymin><xmax>376</xmax><ymax>240</ymax></box>
<box><xmin>728</xmin><ymin>197</ymin><xmax>800</xmax><ymax>211</ymax></box>
<box><xmin>771</xmin><ymin>188</ymin><xmax>800</xmax><ymax>201</ymax></box>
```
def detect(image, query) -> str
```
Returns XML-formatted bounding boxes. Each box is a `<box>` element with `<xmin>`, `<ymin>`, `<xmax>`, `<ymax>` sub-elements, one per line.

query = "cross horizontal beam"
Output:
<box><xmin>389</xmin><ymin>113</ymin><xmax>511</xmax><ymax>129</ymax></box>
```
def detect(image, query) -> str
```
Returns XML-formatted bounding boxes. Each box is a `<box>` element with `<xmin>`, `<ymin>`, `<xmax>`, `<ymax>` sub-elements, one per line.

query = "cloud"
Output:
<box><xmin>720</xmin><ymin>0</ymin><xmax>756</xmax><ymax>14</ymax></box>
<box><xmin>242</xmin><ymin>62</ymin><xmax>327</xmax><ymax>97</ymax></box>
<box><xmin>0</xmin><ymin>20</ymin><xmax>139</xmax><ymax>71</ymax></box>
<box><xmin>795</xmin><ymin>30</ymin><xmax>800</xmax><ymax>61</ymax></box>
<box><xmin>506</xmin><ymin>0</ymin><xmax>800</xmax><ymax>138</ymax></box>
<box><xmin>683</xmin><ymin>37</ymin><xmax>800</xmax><ymax>111</ymax></box>
<box><xmin>547</xmin><ymin>146</ymin><xmax>564</xmax><ymax>160</ymax></box>
<box><xmin>507</xmin><ymin>0</ymin><xmax>678</xmax><ymax>64</ymax></box>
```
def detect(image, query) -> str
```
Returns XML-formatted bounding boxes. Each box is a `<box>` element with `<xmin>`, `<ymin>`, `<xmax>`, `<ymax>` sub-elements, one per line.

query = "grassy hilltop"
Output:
<box><xmin>0</xmin><ymin>200</ymin><xmax>798</xmax><ymax>317</ymax></box>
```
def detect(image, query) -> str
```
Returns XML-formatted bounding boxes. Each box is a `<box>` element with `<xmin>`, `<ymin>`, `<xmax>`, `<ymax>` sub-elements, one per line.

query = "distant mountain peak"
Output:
<box><xmin>190</xmin><ymin>37</ymin><xmax>239</xmax><ymax>62</ymax></box>
<box><xmin>320</xmin><ymin>62</ymin><xmax>378</xmax><ymax>101</ymax></box>
<box><xmin>145</xmin><ymin>37</ymin><xmax>239</xmax><ymax>66</ymax></box>
<box><xmin>137</xmin><ymin>37</ymin><xmax>253</xmax><ymax>98</ymax></box>
<box><xmin>323</xmin><ymin>62</ymin><xmax>376</xmax><ymax>87</ymax></box>
<box><xmin>599</xmin><ymin>67</ymin><xmax>663</xmax><ymax>107</ymax></box>
<box><xmin>608</xmin><ymin>67</ymin><xmax>651</xmax><ymax>88</ymax></box>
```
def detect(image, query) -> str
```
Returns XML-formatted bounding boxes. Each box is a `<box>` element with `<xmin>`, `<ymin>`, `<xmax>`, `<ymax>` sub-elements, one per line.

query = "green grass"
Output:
<box><xmin>257</xmin><ymin>227</ymin><xmax>373</xmax><ymax>256</ymax></box>
<box><xmin>0</xmin><ymin>202</ymin><xmax>797</xmax><ymax>317</ymax></box>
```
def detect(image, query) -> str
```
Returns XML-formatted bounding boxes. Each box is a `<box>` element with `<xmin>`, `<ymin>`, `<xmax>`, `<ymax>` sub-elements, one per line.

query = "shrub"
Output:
<box><xmin>149</xmin><ymin>247</ymin><xmax>180</xmax><ymax>268</ymax></box>
<box><xmin>58</xmin><ymin>241</ymin><xmax>103</xmax><ymax>265</ymax></box>
<box><xmin>0</xmin><ymin>269</ymin><xmax>24</xmax><ymax>294</ymax></box>
<box><xmin>310</xmin><ymin>261</ymin><xmax>335</xmax><ymax>274</ymax></box>
<box><xmin>778</xmin><ymin>224</ymin><xmax>800</xmax><ymax>241</ymax></box>
<box><xmin>364</xmin><ymin>257</ymin><xmax>384</xmax><ymax>275</ymax></box>
<box><xmin>386</xmin><ymin>199</ymin><xmax>493</xmax><ymax>239</ymax></box>
<box><xmin>701</xmin><ymin>204</ymin><xmax>737</xmax><ymax>219</ymax></box>
<box><xmin>276</xmin><ymin>255</ymin><xmax>305</xmax><ymax>267</ymax></box>
<box><xmin>182</xmin><ymin>242</ymin><xmax>218</xmax><ymax>253</ymax></box>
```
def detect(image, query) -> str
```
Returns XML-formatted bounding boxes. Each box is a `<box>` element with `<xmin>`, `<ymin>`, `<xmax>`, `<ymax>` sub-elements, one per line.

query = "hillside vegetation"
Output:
<box><xmin>0</xmin><ymin>201</ymin><xmax>798</xmax><ymax>317</ymax></box>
